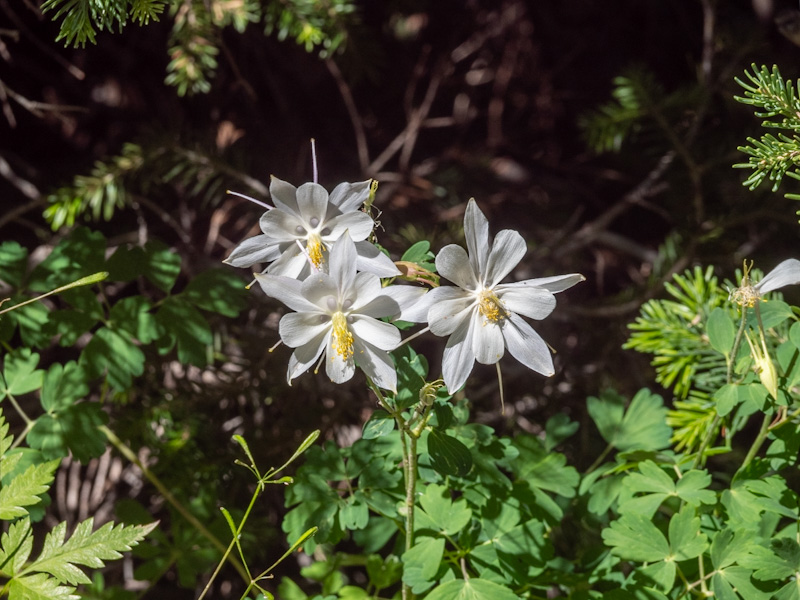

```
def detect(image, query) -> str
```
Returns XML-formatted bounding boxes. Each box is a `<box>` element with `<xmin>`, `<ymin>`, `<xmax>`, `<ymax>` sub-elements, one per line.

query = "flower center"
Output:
<box><xmin>478</xmin><ymin>290</ymin><xmax>507</xmax><ymax>324</ymax></box>
<box><xmin>331</xmin><ymin>311</ymin><xmax>354</xmax><ymax>359</ymax></box>
<box><xmin>306</xmin><ymin>232</ymin><xmax>325</xmax><ymax>268</ymax></box>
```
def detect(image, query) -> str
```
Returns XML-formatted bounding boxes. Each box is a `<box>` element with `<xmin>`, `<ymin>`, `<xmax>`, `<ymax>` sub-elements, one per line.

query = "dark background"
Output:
<box><xmin>2</xmin><ymin>0</ymin><xmax>800</xmax><ymax>597</ymax></box>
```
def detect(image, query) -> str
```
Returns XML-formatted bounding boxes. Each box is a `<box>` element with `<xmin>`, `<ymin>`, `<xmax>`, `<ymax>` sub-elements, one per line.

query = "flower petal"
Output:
<box><xmin>495</xmin><ymin>285</ymin><xmax>556</xmax><ymax>320</ymax></box>
<box><xmin>328</xmin><ymin>235</ymin><xmax>357</xmax><ymax>294</ymax></box>
<box><xmin>436</xmin><ymin>244</ymin><xmax>479</xmax><ymax>290</ymax></box>
<box><xmin>301</xmin><ymin>272</ymin><xmax>339</xmax><ymax>310</ymax></box>
<box><xmin>353</xmin><ymin>336</ymin><xmax>397</xmax><ymax>392</ymax></box>
<box><xmin>473</xmin><ymin>320</ymin><xmax>505</xmax><ymax>365</ymax></box>
<box><xmin>756</xmin><ymin>258</ymin><xmax>800</xmax><ymax>294</ymax></box>
<box><xmin>441</xmin><ymin>317</ymin><xmax>477</xmax><ymax>393</ymax></box>
<box><xmin>507</xmin><ymin>273</ymin><xmax>585</xmax><ymax>293</ymax></box>
<box><xmin>355</xmin><ymin>241</ymin><xmax>401</xmax><ymax>277</ymax></box>
<box><xmin>270</xmin><ymin>176</ymin><xmax>299</xmax><ymax>214</ymax></box>
<box><xmin>224</xmin><ymin>235</ymin><xmax>282</xmax><ymax>268</ymax></box>
<box><xmin>503</xmin><ymin>313</ymin><xmax>554</xmax><ymax>376</ymax></box>
<box><xmin>429</xmin><ymin>295</ymin><xmax>476</xmax><ymax>336</ymax></box>
<box><xmin>484</xmin><ymin>229</ymin><xmax>526</xmax><ymax>288</ymax></box>
<box><xmin>326</xmin><ymin>333</ymin><xmax>356</xmax><ymax>384</ymax></box>
<box><xmin>254</xmin><ymin>273</ymin><xmax>318</xmax><ymax>312</ymax></box>
<box><xmin>358</xmin><ymin>285</ymin><xmax>428</xmax><ymax>320</ymax></box>
<box><xmin>349</xmin><ymin>272</ymin><xmax>383</xmax><ymax>309</ymax></box>
<box><xmin>464</xmin><ymin>199</ymin><xmax>490</xmax><ymax>278</ymax></box>
<box><xmin>350</xmin><ymin>315</ymin><xmax>400</xmax><ymax>351</ymax></box>
<box><xmin>266</xmin><ymin>246</ymin><xmax>313</xmax><ymax>279</ymax></box>
<box><xmin>260</xmin><ymin>208</ymin><xmax>303</xmax><ymax>241</ymax></box>
<box><xmin>296</xmin><ymin>182</ymin><xmax>330</xmax><ymax>226</ymax></box>
<box><xmin>287</xmin><ymin>329</ymin><xmax>328</xmax><ymax>383</ymax></box>
<box><xmin>279</xmin><ymin>312</ymin><xmax>330</xmax><ymax>347</ymax></box>
<box><xmin>399</xmin><ymin>286</ymin><xmax>466</xmax><ymax>323</ymax></box>
<box><xmin>329</xmin><ymin>180</ymin><xmax>371</xmax><ymax>212</ymax></box>
<box><xmin>324</xmin><ymin>211</ymin><xmax>374</xmax><ymax>241</ymax></box>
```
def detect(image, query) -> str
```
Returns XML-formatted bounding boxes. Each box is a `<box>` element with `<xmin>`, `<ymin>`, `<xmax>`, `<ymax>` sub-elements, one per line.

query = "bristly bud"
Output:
<box><xmin>746</xmin><ymin>330</ymin><xmax>779</xmax><ymax>400</ymax></box>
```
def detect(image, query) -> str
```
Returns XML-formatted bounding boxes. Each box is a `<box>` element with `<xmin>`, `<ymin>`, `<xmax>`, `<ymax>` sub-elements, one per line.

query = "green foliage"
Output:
<box><xmin>625</xmin><ymin>266</ymin><xmax>731</xmax><ymax>398</ymax></box>
<box><xmin>581</xmin><ymin>67</ymin><xmax>699</xmax><ymax>154</ymax></box>
<box><xmin>735</xmin><ymin>64</ymin><xmax>800</xmax><ymax>212</ymax></box>
<box><xmin>0</xmin><ymin>405</ymin><xmax>155</xmax><ymax>599</ymax></box>
<box><xmin>43</xmin><ymin>0</ymin><xmax>358</xmax><ymax>95</ymax></box>
<box><xmin>42</xmin><ymin>143</ymin><xmax>241</xmax><ymax>230</ymax></box>
<box><xmin>41</xmin><ymin>0</ymin><xmax>167</xmax><ymax>47</ymax></box>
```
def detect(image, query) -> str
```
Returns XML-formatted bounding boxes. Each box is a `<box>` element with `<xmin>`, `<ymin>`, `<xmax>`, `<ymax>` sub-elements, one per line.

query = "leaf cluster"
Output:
<box><xmin>735</xmin><ymin>64</ymin><xmax>800</xmax><ymax>208</ymax></box>
<box><xmin>42</xmin><ymin>0</ymin><xmax>359</xmax><ymax>95</ymax></box>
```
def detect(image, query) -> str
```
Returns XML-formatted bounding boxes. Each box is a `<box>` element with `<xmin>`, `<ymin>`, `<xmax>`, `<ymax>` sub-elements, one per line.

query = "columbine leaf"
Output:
<box><xmin>602</xmin><ymin>513</ymin><xmax>669</xmax><ymax>562</ymax></box>
<box><xmin>427</xmin><ymin>430</ymin><xmax>472</xmax><ymax>478</ymax></box>
<box><xmin>0</xmin><ymin>459</ymin><xmax>59</xmax><ymax>519</ymax></box>
<box><xmin>401</xmin><ymin>536</ymin><xmax>445</xmax><ymax>594</ymax></box>
<box><xmin>1</xmin><ymin>349</ymin><xmax>44</xmax><ymax>397</ymax></box>
<box><xmin>418</xmin><ymin>484</ymin><xmax>472</xmax><ymax>535</ymax></box>
<box><xmin>544</xmin><ymin>413</ymin><xmax>579</xmax><ymax>451</ymax></box>
<box><xmin>742</xmin><ymin>538</ymin><xmax>800</xmax><ymax>581</ymax></box>
<box><xmin>514</xmin><ymin>435</ymin><xmax>579</xmax><ymax>498</ymax></box>
<box><xmin>425</xmin><ymin>578</ymin><xmax>519</xmax><ymax>600</ymax></box>
<box><xmin>108</xmin><ymin>296</ymin><xmax>161</xmax><ymax>344</ymax></box>
<box><xmin>588</xmin><ymin>389</ymin><xmax>672</xmax><ymax>452</ymax></box>
<box><xmin>8</xmin><ymin>572</ymin><xmax>78</xmax><ymax>600</ymax></box>
<box><xmin>619</xmin><ymin>462</ymin><xmax>715</xmax><ymax>516</ymax></box>
<box><xmin>30</xmin><ymin>518</ymin><xmax>157</xmax><ymax>586</ymax></box>
<box><xmin>362</xmin><ymin>410</ymin><xmax>395</xmax><ymax>440</ymax></box>
<box><xmin>668</xmin><ymin>505</ymin><xmax>708</xmax><ymax>561</ymax></box>
<box><xmin>707</xmin><ymin>308</ymin><xmax>736</xmax><ymax>354</ymax></box>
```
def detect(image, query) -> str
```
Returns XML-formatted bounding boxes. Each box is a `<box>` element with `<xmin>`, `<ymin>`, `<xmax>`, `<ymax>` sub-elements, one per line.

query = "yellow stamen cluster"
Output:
<box><xmin>478</xmin><ymin>290</ymin><xmax>507</xmax><ymax>324</ymax></box>
<box><xmin>331</xmin><ymin>312</ymin><xmax>354</xmax><ymax>360</ymax></box>
<box><xmin>729</xmin><ymin>284</ymin><xmax>761</xmax><ymax>308</ymax></box>
<box><xmin>307</xmin><ymin>233</ymin><xmax>325</xmax><ymax>268</ymax></box>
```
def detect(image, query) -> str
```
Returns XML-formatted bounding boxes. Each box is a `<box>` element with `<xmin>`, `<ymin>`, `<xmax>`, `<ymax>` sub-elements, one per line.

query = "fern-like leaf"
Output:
<box><xmin>0</xmin><ymin>460</ymin><xmax>60</xmax><ymax>520</ymax></box>
<box><xmin>8</xmin><ymin>572</ymin><xmax>78</xmax><ymax>600</ymax></box>
<box><xmin>25</xmin><ymin>518</ymin><xmax>158</xmax><ymax>586</ymax></box>
<box><xmin>0</xmin><ymin>518</ymin><xmax>33</xmax><ymax>578</ymax></box>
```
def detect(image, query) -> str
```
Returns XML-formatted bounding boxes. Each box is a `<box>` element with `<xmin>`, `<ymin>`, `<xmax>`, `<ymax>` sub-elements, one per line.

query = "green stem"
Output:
<box><xmin>0</xmin><ymin>272</ymin><xmax>108</xmax><ymax>316</ymax></box>
<box><xmin>692</xmin><ymin>305</ymin><xmax>749</xmax><ymax>469</ymax></box>
<box><xmin>198</xmin><ymin>486</ymin><xmax>261</xmax><ymax>600</ymax></box>
<box><xmin>739</xmin><ymin>413</ymin><xmax>771</xmax><ymax>473</ymax></box>
<box><xmin>584</xmin><ymin>443</ymin><xmax>613</xmax><ymax>475</ymax></box>
<box><xmin>366</xmin><ymin>380</ymin><xmax>417</xmax><ymax>600</ymax></box>
<box><xmin>100</xmin><ymin>425</ymin><xmax>249</xmax><ymax>583</ymax></box>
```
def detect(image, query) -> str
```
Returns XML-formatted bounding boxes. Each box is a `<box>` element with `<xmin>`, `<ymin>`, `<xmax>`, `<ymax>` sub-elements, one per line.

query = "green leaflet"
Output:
<box><xmin>587</xmin><ymin>389</ymin><xmax>672</xmax><ymax>452</ymax></box>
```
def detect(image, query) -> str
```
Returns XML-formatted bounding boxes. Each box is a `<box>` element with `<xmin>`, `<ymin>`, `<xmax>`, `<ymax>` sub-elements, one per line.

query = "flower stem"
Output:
<box><xmin>738</xmin><ymin>413</ymin><xmax>771</xmax><ymax>473</ymax></box>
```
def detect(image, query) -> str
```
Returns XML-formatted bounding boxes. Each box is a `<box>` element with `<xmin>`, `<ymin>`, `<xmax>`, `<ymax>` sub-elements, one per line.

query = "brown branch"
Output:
<box><xmin>325</xmin><ymin>58</ymin><xmax>370</xmax><ymax>172</ymax></box>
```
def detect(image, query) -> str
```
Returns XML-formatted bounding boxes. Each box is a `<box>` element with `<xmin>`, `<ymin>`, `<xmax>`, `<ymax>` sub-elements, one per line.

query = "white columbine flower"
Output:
<box><xmin>225</xmin><ymin>177</ymin><xmax>399</xmax><ymax>279</ymax></box>
<box><xmin>731</xmin><ymin>258</ymin><xmax>800</xmax><ymax>307</ymax></box>
<box><xmin>254</xmin><ymin>234</ymin><xmax>426</xmax><ymax>392</ymax></box>
<box><xmin>405</xmin><ymin>198</ymin><xmax>584</xmax><ymax>393</ymax></box>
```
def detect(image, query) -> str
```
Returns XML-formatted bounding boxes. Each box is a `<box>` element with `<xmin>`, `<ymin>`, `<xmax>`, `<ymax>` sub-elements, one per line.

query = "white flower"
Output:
<box><xmin>225</xmin><ymin>177</ymin><xmax>399</xmax><ymax>279</ymax></box>
<box><xmin>254</xmin><ymin>235</ymin><xmax>426</xmax><ymax>392</ymax></box>
<box><xmin>405</xmin><ymin>199</ymin><xmax>584</xmax><ymax>393</ymax></box>
<box><xmin>755</xmin><ymin>258</ymin><xmax>800</xmax><ymax>295</ymax></box>
<box><xmin>731</xmin><ymin>258</ymin><xmax>800</xmax><ymax>307</ymax></box>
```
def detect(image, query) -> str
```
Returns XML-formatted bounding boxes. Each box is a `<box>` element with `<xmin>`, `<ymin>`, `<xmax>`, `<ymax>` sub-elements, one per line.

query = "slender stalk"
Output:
<box><xmin>739</xmin><ymin>413</ymin><xmax>771</xmax><ymax>472</ymax></box>
<box><xmin>366</xmin><ymin>379</ymin><xmax>417</xmax><ymax>600</ymax></box>
<box><xmin>0</xmin><ymin>272</ymin><xmax>108</xmax><ymax>316</ymax></box>
<box><xmin>584</xmin><ymin>443</ymin><xmax>613</xmax><ymax>475</ymax></box>
<box><xmin>100</xmin><ymin>425</ymin><xmax>249</xmax><ymax>583</ymax></box>
<box><xmin>692</xmin><ymin>305</ymin><xmax>749</xmax><ymax>469</ymax></box>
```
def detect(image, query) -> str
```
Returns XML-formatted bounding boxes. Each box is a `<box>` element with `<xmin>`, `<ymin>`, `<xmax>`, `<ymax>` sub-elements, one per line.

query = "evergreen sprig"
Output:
<box><xmin>735</xmin><ymin>64</ymin><xmax>800</xmax><ymax>201</ymax></box>
<box><xmin>41</xmin><ymin>0</ymin><xmax>166</xmax><ymax>47</ymax></box>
